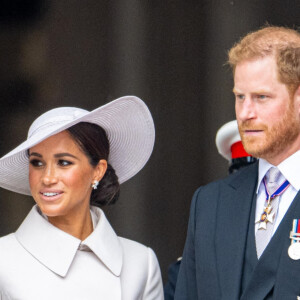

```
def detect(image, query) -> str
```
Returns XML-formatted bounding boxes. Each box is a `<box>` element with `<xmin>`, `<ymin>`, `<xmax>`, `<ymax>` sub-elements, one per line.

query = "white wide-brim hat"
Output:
<box><xmin>215</xmin><ymin>120</ymin><xmax>241</xmax><ymax>161</ymax></box>
<box><xmin>0</xmin><ymin>96</ymin><xmax>155</xmax><ymax>196</ymax></box>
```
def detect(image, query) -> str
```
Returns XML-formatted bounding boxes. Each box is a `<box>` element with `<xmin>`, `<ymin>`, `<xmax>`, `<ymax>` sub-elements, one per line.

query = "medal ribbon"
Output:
<box><xmin>263</xmin><ymin>178</ymin><xmax>290</xmax><ymax>201</ymax></box>
<box><xmin>257</xmin><ymin>178</ymin><xmax>290</xmax><ymax>228</ymax></box>
<box><xmin>291</xmin><ymin>219</ymin><xmax>300</xmax><ymax>244</ymax></box>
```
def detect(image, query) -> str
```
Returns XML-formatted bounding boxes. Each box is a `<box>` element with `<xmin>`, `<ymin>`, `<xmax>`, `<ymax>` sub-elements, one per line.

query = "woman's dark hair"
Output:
<box><xmin>67</xmin><ymin>122</ymin><xmax>120</xmax><ymax>207</ymax></box>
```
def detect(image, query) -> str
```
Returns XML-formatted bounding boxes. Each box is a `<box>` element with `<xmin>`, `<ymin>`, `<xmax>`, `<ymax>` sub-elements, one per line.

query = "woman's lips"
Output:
<box><xmin>39</xmin><ymin>190</ymin><xmax>63</xmax><ymax>202</ymax></box>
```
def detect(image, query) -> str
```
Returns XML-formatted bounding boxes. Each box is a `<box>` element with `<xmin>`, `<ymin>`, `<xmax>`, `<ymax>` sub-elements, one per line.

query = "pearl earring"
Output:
<box><xmin>92</xmin><ymin>180</ymin><xmax>99</xmax><ymax>190</ymax></box>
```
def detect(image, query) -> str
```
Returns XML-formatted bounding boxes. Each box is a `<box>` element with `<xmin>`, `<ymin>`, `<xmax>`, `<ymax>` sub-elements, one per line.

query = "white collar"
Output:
<box><xmin>257</xmin><ymin>150</ymin><xmax>300</xmax><ymax>193</ymax></box>
<box><xmin>15</xmin><ymin>205</ymin><xmax>123</xmax><ymax>277</ymax></box>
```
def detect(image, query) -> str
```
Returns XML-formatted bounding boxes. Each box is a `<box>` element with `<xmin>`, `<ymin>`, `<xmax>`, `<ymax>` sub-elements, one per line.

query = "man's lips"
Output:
<box><xmin>244</xmin><ymin>130</ymin><xmax>263</xmax><ymax>132</ymax></box>
<box><xmin>242</xmin><ymin>129</ymin><xmax>264</xmax><ymax>135</ymax></box>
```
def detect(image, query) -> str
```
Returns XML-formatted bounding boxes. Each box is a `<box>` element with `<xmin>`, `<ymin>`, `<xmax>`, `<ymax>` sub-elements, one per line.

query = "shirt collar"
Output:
<box><xmin>257</xmin><ymin>150</ymin><xmax>300</xmax><ymax>193</ymax></box>
<box><xmin>15</xmin><ymin>205</ymin><xmax>123</xmax><ymax>277</ymax></box>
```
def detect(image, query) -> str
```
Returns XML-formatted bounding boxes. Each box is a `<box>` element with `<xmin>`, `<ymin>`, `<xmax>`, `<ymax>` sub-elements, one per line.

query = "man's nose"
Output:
<box><xmin>236</xmin><ymin>97</ymin><xmax>256</xmax><ymax>121</ymax></box>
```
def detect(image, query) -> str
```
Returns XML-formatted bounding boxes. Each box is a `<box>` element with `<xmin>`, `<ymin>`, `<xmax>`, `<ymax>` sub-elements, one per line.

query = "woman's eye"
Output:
<box><xmin>58</xmin><ymin>160</ymin><xmax>73</xmax><ymax>167</ymax></box>
<box><xmin>29</xmin><ymin>159</ymin><xmax>43</xmax><ymax>167</ymax></box>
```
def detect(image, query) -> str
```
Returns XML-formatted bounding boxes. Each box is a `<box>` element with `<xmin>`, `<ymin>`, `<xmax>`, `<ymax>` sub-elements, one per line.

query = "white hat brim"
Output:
<box><xmin>215</xmin><ymin>120</ymin><xmax>241</xmax><ymax>161</ymax></box>
<box><xmin>0</xmin><ymin>96</ymin><xmax>155</xmax><ymax>195</ymax></box>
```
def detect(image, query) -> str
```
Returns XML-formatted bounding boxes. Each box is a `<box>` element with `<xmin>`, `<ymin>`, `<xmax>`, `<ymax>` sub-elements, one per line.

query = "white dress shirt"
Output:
<box><xmin>0</xmin><ymin>205</ymin><xmax>163</xmax><ymax>300</ymax></box>
<box><xmin>255</xmin><ymin>151</ymin><xmax>300</xmax><ymax>235</ymax></box>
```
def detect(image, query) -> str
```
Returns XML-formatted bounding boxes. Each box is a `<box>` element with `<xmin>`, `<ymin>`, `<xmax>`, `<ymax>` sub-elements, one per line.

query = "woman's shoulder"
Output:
<box><xmin>0</xmin><ymin>234</ymin><xmax>21</xmax><ymax>279</ymax></box>
<box><xmin>0</xmin><ymin>233</ymin><xmax>22</xmax><ymax>264</ymax></box>
<box><xmin>118</xmin><ymin>237</ymin><xmax>163</xmax><ymax>298</ymax></box>
<box><xmin>118</xmin><ymin>236</ymin><xmax>156</xmax><ymax>257</ymax></box>
<box><xmin>118</xmin><ymin>236</ymin><xmax>147</xmax><ymax>250</ymax></box>
<box><xmin>0</xmin><ymin>233</ymin><xmax>17</xmax><ymax>249</ymax></box>
<box><xmin>118</xmin><ymin>236</ymin><xmax>160</xmax><ymax>269</ymax></box>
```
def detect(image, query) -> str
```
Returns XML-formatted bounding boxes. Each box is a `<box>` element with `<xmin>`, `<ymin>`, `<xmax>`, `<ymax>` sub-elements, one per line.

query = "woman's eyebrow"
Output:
<box><xmin>28</xmin><ymin>152</ymin><xmax>79</xmax><ymax>160</ymax></box>
<box><xmin>54</xmin><ymin>153</ymin><xmax>79</xmax><ymax>160</ymax></box>
<box><xmin>29</xmin><ymin>152</ymin><xmax>42</xmax><ymax>158</ymax></box>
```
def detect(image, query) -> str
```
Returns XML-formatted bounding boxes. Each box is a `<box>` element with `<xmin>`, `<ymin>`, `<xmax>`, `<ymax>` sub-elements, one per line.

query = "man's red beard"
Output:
<box><xmin>238</xmin><ymin>106</ymin><xmax>300</xmax><ymax>161</ymax></box>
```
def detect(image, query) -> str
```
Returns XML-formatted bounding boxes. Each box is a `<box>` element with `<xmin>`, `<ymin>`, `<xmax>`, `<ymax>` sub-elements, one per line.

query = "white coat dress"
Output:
<box><xmin>0</xmin><ymin>205</ymin><xmax>164</xmax><ymax>300</ymax></box>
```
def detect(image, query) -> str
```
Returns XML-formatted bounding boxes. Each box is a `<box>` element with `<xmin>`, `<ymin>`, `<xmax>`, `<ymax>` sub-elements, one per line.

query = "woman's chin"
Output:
<box><xmin>38</xmin><ymin>203</ymin><xmax>66</xmax><ymax>218</ymax></box>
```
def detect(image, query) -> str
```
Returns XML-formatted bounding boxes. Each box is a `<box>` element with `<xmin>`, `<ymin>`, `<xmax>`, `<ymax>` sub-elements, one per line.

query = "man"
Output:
<box><xmin>174</xmin><ymin>26</ymin><xmax>300</xmax><ymax>299</ymax></box>
<box><xmin>164</xmin><ymin>120</ymin><xmax>256</xmax><ymax>300</ymax></box>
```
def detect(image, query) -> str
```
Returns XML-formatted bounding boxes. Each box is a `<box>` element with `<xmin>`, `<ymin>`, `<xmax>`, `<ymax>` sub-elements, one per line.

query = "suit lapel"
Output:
<box><xmin>215</xmin><ymin>163</ymin><xmax>258</xmax><ymax>299</ymax></box>
<box><xmin>241</xmin><ymin>190</ymin><xmax>300</xmax><ymax>299</ymax></box>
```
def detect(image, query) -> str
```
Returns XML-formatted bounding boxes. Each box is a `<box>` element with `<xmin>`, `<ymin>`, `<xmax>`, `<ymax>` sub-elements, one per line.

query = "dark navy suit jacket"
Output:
<box><xmin>174</xmin><ymin>162</ymin><xmax>300</xmax><ymax>299</ymax></box>
<box><xmin>164</xmin><ymin>259</ymin><xmax>181</xmax><ymax>300</ymax></box>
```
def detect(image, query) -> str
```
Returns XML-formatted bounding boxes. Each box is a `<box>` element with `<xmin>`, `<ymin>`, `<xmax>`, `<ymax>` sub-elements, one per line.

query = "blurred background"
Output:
<box><xmin>0</xmin><ymin>0</ymin><xmax>299</xmax><ymax>283</ymax></box>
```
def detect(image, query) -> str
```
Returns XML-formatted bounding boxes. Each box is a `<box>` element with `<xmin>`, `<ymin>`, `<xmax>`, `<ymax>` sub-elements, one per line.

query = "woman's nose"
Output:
<box><xmin>42</xmin><ymin>166</ymin><xmax>58</xmax><ymax>185</ymax></box>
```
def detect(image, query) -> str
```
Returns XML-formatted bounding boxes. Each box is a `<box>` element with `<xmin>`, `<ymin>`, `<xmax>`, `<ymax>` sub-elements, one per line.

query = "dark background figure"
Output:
<box><xmin>0</xmin><ymin>0</ymin><xmax>299</xmax><ymax>283</ymax></box>
<box><xmin>164</xmin><ymin>119</ymin><xmax>256</xmax><ymax>299</ymax></box>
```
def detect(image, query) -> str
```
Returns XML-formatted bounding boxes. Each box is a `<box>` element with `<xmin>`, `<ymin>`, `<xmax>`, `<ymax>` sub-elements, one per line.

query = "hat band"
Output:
<box><xmin>231</xmin><ymin>141</ymin><xmax>252</xmax><ymax>159</ymax></box>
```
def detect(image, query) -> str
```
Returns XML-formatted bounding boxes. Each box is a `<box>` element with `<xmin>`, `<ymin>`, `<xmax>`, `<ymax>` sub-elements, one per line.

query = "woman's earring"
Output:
<box><xmin>92</xmin><ymin>180</ymin><xmax>99</xmax><ymax>190</ymax></box>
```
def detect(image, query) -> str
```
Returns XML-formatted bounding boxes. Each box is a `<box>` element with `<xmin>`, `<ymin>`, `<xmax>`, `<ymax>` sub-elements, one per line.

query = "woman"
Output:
<box><xmin>0</xmin><ymin>96</ymin><xmax>163</xmax><ymax>299</ymax></box>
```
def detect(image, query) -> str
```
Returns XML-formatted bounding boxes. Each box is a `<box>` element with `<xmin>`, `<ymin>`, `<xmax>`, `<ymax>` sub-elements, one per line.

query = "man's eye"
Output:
<box><xmin>29</xmin><ymin>159</ymin><xmax>43</xmax><ymax>167</ymax></box>
<box><xmin>58</xmin><ymin>160</ymin><xmax>72</xmax><ymax>167</ymax></box>
<box><xmin>235</xmin><ymin>94</ymin><xmax>245</xmax><ymax>100</ymax></box>
<box><xmin>257</xmin><ymin>95</ymin><xmax>267</xmax><ymax>100</ymax></box>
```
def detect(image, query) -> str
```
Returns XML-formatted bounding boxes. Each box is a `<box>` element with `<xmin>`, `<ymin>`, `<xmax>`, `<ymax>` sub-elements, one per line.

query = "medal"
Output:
<box><xmin>288</xmin><ymin>219</ymin><xmax>300</xmax><ymax>260</ymax></box>
<box><xmin>288</xmin><ymin>243</ymin><xmax>300</xmax><ymax>260</ymax></box>
<box><xmin>256</xmin><ymin>199</ymin><xmax>275</xmax><ymax>229</ymax></box>
<box><xmin>256</xmin><ymin>178</ymin><xmax>290</xmax><ymax>230</ymax></box>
